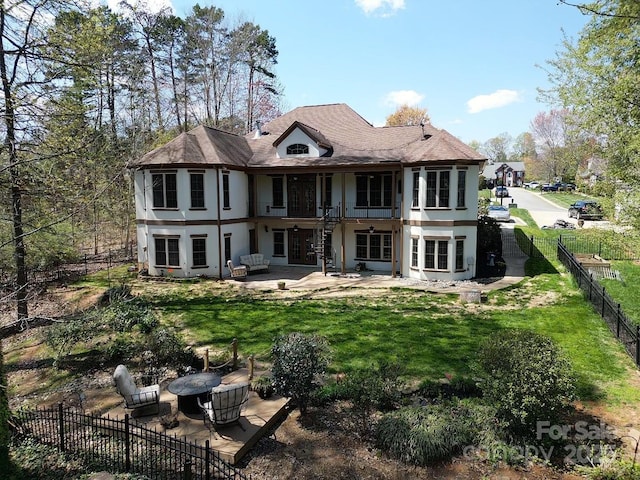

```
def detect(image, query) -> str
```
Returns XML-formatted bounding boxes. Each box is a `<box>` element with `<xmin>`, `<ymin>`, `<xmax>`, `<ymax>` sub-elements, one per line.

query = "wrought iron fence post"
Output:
<box><xmin>602</xmin><ymin>286</ymin><xmax>606</xmax><ymax>318</ymax></box>
<box><xmin>125</xmin><ymin>414</ymin><xmax>131</xmax><ymax>472</ymax></box>
<box><xmin>205</xmin><ymin>440</ymin><xmax>211</xmax><ymax>480</ymax></box>
<box><xmin>183</xmin><ymin>459</ymin><xmax>193</xmax><ymax>480</ymax></box>
<box><xmin>589</xmin><ymin>274</ymin><xmax>593</xmax><ymax>301</ymax></box>
<box><xmin>617</xmin><ymin>304</ymin><xmax>622</xmax><ymax>338</ymax></box>
<box><xmin>529</xmin><ymin>235</ymin><xmax>534</xmax><ymax>257</ymax></box>
<box><xmin>58</xmin><ymin>403</ymin><xmax>65</xmax><ymax>452</ymax></box>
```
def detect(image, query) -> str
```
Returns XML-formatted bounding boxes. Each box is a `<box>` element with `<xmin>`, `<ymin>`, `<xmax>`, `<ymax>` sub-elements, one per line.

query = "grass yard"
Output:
<box><xmin>601</xmin><ymin>261</ymin><xmax>640</xmax><ymax>325</ymax></box>
<box><xmin>145</xmin><ymin>269</ymin><xmax>640</xmax><ymax>407</ymax></box>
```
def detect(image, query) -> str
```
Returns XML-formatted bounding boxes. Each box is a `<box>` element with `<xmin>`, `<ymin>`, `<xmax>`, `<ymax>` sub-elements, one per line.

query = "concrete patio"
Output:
<box><xmin>104</xmin><ymin>368</ymin><xmax>289</xmax><ymax>465</ymax></box>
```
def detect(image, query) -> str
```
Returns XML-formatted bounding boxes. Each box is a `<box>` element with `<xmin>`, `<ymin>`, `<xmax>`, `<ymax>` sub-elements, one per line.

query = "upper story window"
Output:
<box><xmin>356</xmin><ymin>174</ymin><xmax>392</xmax><ymax>207</ymax></box>
<box><xmin>272</xmin><ymin>176</ymin><xmax>284</xmax><ymax>207</ymax></box>
<box><xmin>222</xmin><ymin>172</ymin><xmax>230</xmax><ymax>209</ymax></box>
<box><xmin>412</xmin><ymin>171</ymin><xmax>420</xmax><ymax>208</ymax></box>
<box><xmin>152</xmin><ymin>172</ymin><xmax>177</xmax><ymax>208</ymax></box>
<box><xmin>425</xmin><ymin>170</ymin><xmax>450</xmax><ymax>208</ymax></box>
<box><xmin>286</xmin><ymin>143</ymin><xmax>309</xmax><ymax>155</ymax></box>
<box><xmin>190</xmin><ymin>172</ymin><xmax>204</xmax><ymax>209</ymax></box>
<box><xmin>457</xmin><ymin>170</ymin><xmax>466</xmax><ymax>208</ymax></box>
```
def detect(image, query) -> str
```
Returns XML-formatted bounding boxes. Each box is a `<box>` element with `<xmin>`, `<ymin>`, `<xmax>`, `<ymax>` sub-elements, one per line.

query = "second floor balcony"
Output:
<box><xmin>256</xmin><ymin>202</ymin><xmax>400</xmax><ymax>220</ymax></box>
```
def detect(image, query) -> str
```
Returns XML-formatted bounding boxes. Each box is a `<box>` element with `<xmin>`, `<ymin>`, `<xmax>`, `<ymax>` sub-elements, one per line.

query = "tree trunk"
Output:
<box><xmin>146</xmin><ymin>37</ymin><xmax>163</xmax><ymax>131</ymax></box>
<box><xmin>0</xmin><ymin>7</ymin><xmax>28</xmax><ymax>320</ymax></box>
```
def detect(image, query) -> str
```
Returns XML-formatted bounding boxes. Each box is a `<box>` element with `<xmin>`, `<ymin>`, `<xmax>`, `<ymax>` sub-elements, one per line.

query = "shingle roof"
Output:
<box><xmin>130</xmin><ymin>103</ymin><xmax>486</xmax><ymax>169</ymax></box>
<box><xmin>130</xmin><ymin>125</ymin><xmax>252</xmax><ymax>168</ymax></box>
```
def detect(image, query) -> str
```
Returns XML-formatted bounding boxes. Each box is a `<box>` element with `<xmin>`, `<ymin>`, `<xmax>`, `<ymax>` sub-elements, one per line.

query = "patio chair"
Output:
<box><xmin>227</xmin><ymin>260</ymin><xmax>247</xmax><ymax>280</ymax></box>
<box><xmin>113</xmin><ymin>364</ymin><xmax>160</xmax><ymax>415</ymax></box>
<box><xmin>197</xmin><ymin>381</ymin><xmax>250</xmax><ymax>436</ymax></box>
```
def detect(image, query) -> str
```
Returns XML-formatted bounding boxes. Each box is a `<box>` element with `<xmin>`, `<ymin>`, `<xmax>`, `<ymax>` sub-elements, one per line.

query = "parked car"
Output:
<box><xmin>555</xmin><ymin>182</ymin><xmax>575</xmax><ymax>191</ymax></box>
<box><xmin>524</xmin><ymin>181</ymin><xmax>541</xmax><ymax>189</ymax></box>
<box><xmin>541</xmin><ymin>183</ymin><xmax>558</xmax><ymax>192</ymax></box>
<box><xmin>568</xmin><ymin>200</ymin><xmax>603</xmax><ymax>220</ymax></box>
<box><xmin>494</xmin><ymin>186</ymin><xmax>510</xmax><ymax>198</ymax></box>
<box><xmin>487</xmin><ymin>205</ymin><xmax>511</xmax><ymax>222</ymax></box>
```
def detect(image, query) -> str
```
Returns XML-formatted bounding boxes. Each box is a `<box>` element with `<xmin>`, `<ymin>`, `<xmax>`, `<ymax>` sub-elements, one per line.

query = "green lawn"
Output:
<box><xmin>601</xmin><ymin>261</ymin><xmax>640</xmax><ymax>325</ymax></box>
<box><xmin>147</xmin><ymin>270</ymin><xmax>640</xmax><ymax>406</ymax></box>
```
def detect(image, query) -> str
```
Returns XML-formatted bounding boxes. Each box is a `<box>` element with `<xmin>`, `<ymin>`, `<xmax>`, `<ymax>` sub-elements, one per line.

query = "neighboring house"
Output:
<box><xmin>129</xmin><ymin>103</ymin><xmax>486</xmax><ymax>281</ymax></box>
<box><xmin>482</xmin><ymin>162</ymin><xmax>525</xmax><ymax>187</ymax></box>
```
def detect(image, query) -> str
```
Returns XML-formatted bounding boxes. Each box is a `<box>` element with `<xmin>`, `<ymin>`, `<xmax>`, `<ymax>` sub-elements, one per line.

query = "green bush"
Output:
<box><xmin>9</xmin><ymin>437</ymin><xmax>86</xmax><ymax>479</ymax></box>
<box><xmin>104</xmin><ymin>334</ymin><xmax>141</xmax><ymax>363</ymax></box>
<box><xmin>271</xmin><ymin>332</ymin><xmax>331</xmax><ymax>414</ymax></box>
<box><xmin>474</xmin><ymin>329</ymin><xmax>575</xmax><ymax>438</ymax></box>
<box><xmin>375</xmin><ymin>400</ymin><xmax>499</xmax><ymax>465</ymax></box>
<box><xmin>147</xmin><ymin>328</ymin><xmax>195</xmax><ymax>367</ymax></box>
<box><xmin>339</xmin><ymin>361</ymin><xmax>405</xmax><ymax>412</ymax></box>
<box><xmin>417</xmin><ymin>376</ymin><xmax>482</xmax><ymax>400</ymax></box>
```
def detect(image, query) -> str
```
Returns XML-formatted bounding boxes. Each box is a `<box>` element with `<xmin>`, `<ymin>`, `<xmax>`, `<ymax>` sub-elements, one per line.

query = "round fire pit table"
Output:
<box><xmin>167</xmin><ymin>372</ymin><xmax>221</xmax><ymax>415</ymax></box>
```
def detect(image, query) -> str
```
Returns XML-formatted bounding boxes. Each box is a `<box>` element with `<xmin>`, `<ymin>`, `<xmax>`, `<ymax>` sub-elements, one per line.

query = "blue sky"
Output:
<box><xmin>111</xmin><ymin>0</ymin><xmax>590</xmax><ymax>144</ymax></box>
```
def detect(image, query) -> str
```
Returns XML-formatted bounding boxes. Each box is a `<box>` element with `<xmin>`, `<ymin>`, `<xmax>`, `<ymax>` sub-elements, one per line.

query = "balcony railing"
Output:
<box><xmin>256</xmin><ymin>202</ymin><xmax>399</xmax><ymax>219</ymax></box>
<box><xmin>343</xmin><ymin>202</ymin><xmax>399</xmax><ymax>219</ymax></box>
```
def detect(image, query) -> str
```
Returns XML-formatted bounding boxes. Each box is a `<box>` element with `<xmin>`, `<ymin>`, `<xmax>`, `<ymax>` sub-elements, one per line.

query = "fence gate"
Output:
<box><xmin>501</xmin><ymin>229</ymin><xmax>525</xmax><ymax>257</ymax></box>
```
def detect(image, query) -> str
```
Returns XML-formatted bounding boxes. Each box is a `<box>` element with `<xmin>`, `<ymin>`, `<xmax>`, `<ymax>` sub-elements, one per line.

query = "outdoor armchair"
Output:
<box><xmin>226</xmin><ymin>260</ymin><xmax>248</xmax><ymax>279</ymax></box>
<box><xmin>113</xmin><ymin>364</ymin><xmax>160</xmax><ymax>415</ymax></box>
<box><xmin>197</xmin><ymin>381</ymin><xmax>250</xmax><ymax>435</ymax></box>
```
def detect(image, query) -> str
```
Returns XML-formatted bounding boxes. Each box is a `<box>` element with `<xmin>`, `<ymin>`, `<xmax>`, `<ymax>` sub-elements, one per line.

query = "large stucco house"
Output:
<box><xmin>130</xmin><ymin>103</ymin><xmax>486</xmax><ymax>281</ymax></box>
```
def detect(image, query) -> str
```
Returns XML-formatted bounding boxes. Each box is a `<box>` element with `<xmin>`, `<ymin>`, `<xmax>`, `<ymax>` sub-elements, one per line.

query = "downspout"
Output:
<box><xmin>341</xmin><ymin>172</ymin><xmax>346</xmax><ymax>274</ymax></box>
<box><xmin>215</xmin><ymin>166</ymin><xmax>223</xmax><ymax>280</ymax></box>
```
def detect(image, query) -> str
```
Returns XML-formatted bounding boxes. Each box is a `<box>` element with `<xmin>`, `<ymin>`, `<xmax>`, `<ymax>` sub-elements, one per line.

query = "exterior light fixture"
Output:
<box><xmin>293</xmin><ymin>224</ymin><xmax>298</xmax><ymax>232</ymax></box>
<box><xmin>369</xmin><ymin>225</ymin><xmax>375</xmax><ymax>234</ymax></box>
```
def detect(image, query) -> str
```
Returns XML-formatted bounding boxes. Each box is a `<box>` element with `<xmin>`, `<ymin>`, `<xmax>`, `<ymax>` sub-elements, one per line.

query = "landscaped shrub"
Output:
<box><xmin>474</xmin><ymin>329</ymin><xmax>576</xmax><ymax>438</ymax></box>
<box><xmin>375</xmin><ymin>399</ymin><xmax>499</xmax><ymax>465</ymax></box>
<box><xmin>9</xmin><ymin>437</ymin><xmax>86</xmax><ymax>480</ymax></box>
<box><xmin>417</xmin><ymin>375</ymin><xmax>482</xmax><ymax>401</ymax></box>
<box><xmin>340</xmin><ymin>360</ymin><xmax>405</xmax><ymax>412</ymax></box>
<box><xmin>147</xmin><ymin>328</ymin><xmax>196</xmax><ymax>367</ymax></box>
<box><xmin>271</xmin><ymin>332</ymin><xmax>331</xmax><ymax>413</ymax></box>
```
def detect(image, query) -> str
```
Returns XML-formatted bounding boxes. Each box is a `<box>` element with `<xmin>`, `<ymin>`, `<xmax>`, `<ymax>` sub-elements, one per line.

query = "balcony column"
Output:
<box><xmin>341</xmin><ymin>172</ymin><xmax>346</xmax><ymax>274</ymax></box>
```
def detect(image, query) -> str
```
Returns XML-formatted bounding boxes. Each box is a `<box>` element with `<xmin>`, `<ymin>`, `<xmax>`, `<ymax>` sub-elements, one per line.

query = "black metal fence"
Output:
<box><xmin>514</xmin><ymin>231</ymin><xmax>640</xmax><ymax>261</ymax></box>
<box><xmin>12</xmin><ymin>404</ymin><xmax>250</xmax><ymax>480</ymax></box>
<box><xmin>557</xmin><ymin>242</ymin><xmax>640</xmax><ymax>367</ymax></box>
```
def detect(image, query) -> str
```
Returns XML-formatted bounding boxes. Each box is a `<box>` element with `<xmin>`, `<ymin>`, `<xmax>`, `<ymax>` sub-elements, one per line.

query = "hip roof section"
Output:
<box><xmin>131</xmin><ymin>103</ymin><xmax>486</xmax><ymax>169</ymax></box>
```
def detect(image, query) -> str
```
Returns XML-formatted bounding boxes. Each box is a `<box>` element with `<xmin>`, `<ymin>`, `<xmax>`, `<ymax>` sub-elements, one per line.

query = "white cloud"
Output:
<box><xmin>355</xmin><ymin>0</ymin><xmax>405</xmax><ymax>16</ymax></box>
<box><xmin>466</xmin><ymin>89</ymin><xmax>521</xmax><ymax>114</ymax></box>
<box><xmin>384</xmin><ymin>90</ymin><xmax>424</xmax><ymax>107</ymax></box>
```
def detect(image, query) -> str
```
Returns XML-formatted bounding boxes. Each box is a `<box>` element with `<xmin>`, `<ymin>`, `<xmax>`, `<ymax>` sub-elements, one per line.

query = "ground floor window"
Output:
<box><xmin>425</xmin><ymin>239</ymin><xmax>449</xmax><ymax>271</ymax></box>
<box><xmin>273</xmin><ymin>230</ymin><xmax>285</xmax><ymax>256</ymax></box>
<box><xmin>155</xmin><ymin>237</ymin><xmax>179</xmax><ymax>267</ymax></box>
<box><xmin>411</xmin><ymin>237</ymin><xmax>418</xmax><ymax>268</ymax></box>
<box><xmin>224</xmin><ymin>235</ymin><xmax>231</xmax><ymax>262</ymax></box>
<box><xmin>192</xmin><ymin>237</ymin><xmax>207</xmax><ymax>267</ymax></box>
<box><xmin>356</xmin><ymin>233</ymin><xmax>392</xmax><ymax>260</ymax></box>
<box><xmin>455</xmin><ymin>239</ymin><xmax>464</xmax><ymax>271</ymax></box>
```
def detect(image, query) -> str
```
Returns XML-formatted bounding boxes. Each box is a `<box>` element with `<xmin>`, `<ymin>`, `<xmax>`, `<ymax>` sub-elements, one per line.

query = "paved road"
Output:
<box><xmin>500</xmin><ymin>187</ymin><xmax>610</xmax><ymax>229</ymax></box>
<box><xmin>504</xmin><ymin>187</ymin><xmax>569</xmax><ymax>228</ymax></box>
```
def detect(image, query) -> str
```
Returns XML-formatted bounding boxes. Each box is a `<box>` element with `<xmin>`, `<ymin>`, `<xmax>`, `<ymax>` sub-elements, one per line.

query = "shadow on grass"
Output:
<box><xmin>526</xmin><ymin>256</ymin><xmax>558</xmax><ymax>276</ymax></box>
